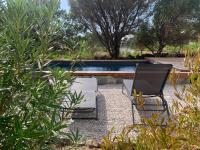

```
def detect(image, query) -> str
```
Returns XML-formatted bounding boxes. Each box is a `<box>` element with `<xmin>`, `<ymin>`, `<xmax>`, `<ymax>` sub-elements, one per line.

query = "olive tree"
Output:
<box><xmin>70</xmin><ymin>0</ymin><xmax>154</xmax><ymax>58</ymax></box>
<box><xmin>135</xmin><ymin>0</ymin><xmax>198</xmax><ymax>55</ymax></box>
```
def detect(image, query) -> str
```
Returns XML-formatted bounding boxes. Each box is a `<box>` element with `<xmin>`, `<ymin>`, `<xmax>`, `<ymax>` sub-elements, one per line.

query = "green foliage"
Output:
<box><xmin>164</xmin><ymin>45</ymin><xmax>183</xmax><ymax>54</ymax></box>
<box><xmin>50</xmin><ymin>40</ymin><xmax>96</xmax><ymax>60</ymax></box>
<box><xmin>65</xmin><ymin>129</ymin><xmax>84</xmax><ymax>146</ymax></box>
<box><xmin>134</xmin><ymin>22</ymin><xmax>158</xmax><ymax>54</ymax></box>
<box><xmin>48</xmin><ymin>11</ymin><xmax>100</xmax><ymax>60</ymax></box>
<box><xmin>134</xmin><ymin>0</ymin><xmax>198</xmax><ymax>55</ymax></box>
<box><xmin>101</xmin><ymin>51</ymin><xmax>200</xmax><ymax>149</ymax></box>
<box><xmin>75</xmin><ymin>41</ymin><xmax>95</xmax><ymax>59</ymax></box>
<box><xmin>120</xmin><ymin>50</ymin><xmax>141</xmax><ymax>58</ymax></box>
<box><xmin>164</xmin><ymin>42</ymin><xmax>200</xmax><ymax>55</ymax></box>
<box><xmin>183</xmin><ymin>42</ymin><xmax>200</xmax><ymax>55</ymax></box>
<box><xmin>70</xmin><ymin>0</ymin><xmax>154</xmax><ymax>58</ymax></box>
<box><xmin>51</xmin><ymin>11</ymin><xmax>87</xmax><ymax>52</ymax></box>
<box><xmin>0</xmin><ymin>0</ymin><xmax>82</xmax><ymax>149</ymax></box>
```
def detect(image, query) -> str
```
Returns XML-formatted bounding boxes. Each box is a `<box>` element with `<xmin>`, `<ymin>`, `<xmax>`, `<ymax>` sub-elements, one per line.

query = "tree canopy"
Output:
<box><xmin>134</xmin><ymin>0</ymin><xmax>199</xmax><ymax>55</ymax></box>
<box><xmin>69</xmin><ymin>0</ymin><xmax>154</xmax><ymax>58</ymax></box>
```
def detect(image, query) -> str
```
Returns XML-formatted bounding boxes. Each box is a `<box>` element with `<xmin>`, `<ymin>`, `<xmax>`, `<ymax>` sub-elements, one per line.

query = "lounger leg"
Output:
<box><xmin>131</xmin><ymin>101</ymin><xmax>135</xmax><ymax>124</ymax></box>
<box><xmin>160</xmin><ymin>95</ymin><xmax>170</xmax><ymax>117</ymax></box>
<box><xmin>165</xmin><ymin>102</ymin><xmax>170</xmax><ymax>117</ymax></box>
<box><xmin>95</xmin><ymin>97</ymin><xmax>98</xmax><ymax>120</ymax></box>
<box><xmin>122</xmin><ymin>82</ymin><xmax>124</xmax><ymax>94</ymax></box>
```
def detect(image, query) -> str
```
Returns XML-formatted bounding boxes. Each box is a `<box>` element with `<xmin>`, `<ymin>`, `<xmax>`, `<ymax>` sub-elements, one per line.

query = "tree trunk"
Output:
<box><xmin>157</xmin><ymin>43</ymin><xmax>165</xmax><ymax>56</ymax></box>
<box><xmin>110</xmin><ymin>42</ymin><xmax>120</xmax><ymax>59</ymax></box>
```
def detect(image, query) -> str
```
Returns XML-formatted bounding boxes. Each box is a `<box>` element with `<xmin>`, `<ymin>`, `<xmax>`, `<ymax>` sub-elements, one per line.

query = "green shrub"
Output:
<box><xmin>164</xmin><ymin>42</ymin><xmax>200</xmax><ymax>55</ymax></box>
<box><xmin>164</xmin><ymin>45</ymin><xmax>183</xmax><ymax>54</ymax></box>
<box><xmin>75</xmin><ymin>41</ymin><xmax>95</xmax><ymax>59</ymax></box>
<box><xmin>0</xmin><ymin>0</ymin><xmax>82</xmax><ymax>149</ymax></box>
<box><xmin>120</xmin><ymin>50</ymin><xmax>142</xmax><ymax>58</ymax></box>
<box><xmin>183</xmin><ymin>42</ymin><xmax>200</xmax><ymax>55</ymax></box>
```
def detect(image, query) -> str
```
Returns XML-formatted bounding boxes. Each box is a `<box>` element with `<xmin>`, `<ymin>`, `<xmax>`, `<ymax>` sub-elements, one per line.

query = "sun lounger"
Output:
<box><xmin>63</xmin><ymin>77</ymin><xmax>98</xmax><ymax>120</ymax></box>
<box><xmin>122</xmin><ymin>64</ymin><xmax>172</xmax><ymax>122</ymax></box>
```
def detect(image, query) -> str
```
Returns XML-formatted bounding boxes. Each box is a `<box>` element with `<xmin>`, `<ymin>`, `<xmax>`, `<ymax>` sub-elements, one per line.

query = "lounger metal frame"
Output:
<box><xmin>61</xmin><ymin>95</ymin><xmax>98</xmax><ymax>120</ymax></box>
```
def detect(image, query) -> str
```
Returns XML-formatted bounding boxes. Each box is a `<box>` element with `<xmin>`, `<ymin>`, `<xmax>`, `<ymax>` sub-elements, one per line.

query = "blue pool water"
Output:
<box><xmin>46</xmin><ymin>60</ymin><xmax>151</xmax><ymax>72</ymax></box>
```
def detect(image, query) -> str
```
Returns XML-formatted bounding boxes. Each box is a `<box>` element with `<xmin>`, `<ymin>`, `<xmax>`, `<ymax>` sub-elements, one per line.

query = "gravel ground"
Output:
<box><xmin>68</xmin><ymin>83</ymin><xmax>183</xmax><ymax>142</ymax></box>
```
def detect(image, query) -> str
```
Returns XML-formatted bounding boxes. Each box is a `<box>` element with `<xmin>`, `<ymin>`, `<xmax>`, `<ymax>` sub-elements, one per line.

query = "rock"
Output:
<box><xmin>86</xmin><ymin>140</ymin><xmax>101</xmax><ymax>149</ymax></box>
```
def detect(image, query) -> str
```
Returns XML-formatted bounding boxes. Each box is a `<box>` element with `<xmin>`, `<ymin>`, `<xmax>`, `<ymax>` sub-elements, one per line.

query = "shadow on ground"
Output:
<box><xmin>133</xmin><ymin>97</ymin><xmax>170</xmax><ymax>125</ymax></box>
<box><xmin>69</xmin><ymin>93</ymin><xmax>108</xmax><ymax>141</ymax></box>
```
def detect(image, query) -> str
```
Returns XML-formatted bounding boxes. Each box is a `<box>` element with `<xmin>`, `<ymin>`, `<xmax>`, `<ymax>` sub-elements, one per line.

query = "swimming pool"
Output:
<box><xmin>44</xmin><ymin>60</ymin><xmax>190</xmax><ymax>79</ymax></box>
<box><xmin>46</xmin><ymin>60</ymin><xmax>151</xmax><ymax>72</ymax></box>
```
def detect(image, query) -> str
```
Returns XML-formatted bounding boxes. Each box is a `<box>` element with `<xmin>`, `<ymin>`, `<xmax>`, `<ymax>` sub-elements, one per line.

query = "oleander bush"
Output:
<box><xmin>101</xmin><ymin>50</ymin><xmax>200</xmax><ymax>149</ymax></box>
<box><xmin>0</xmin><ymin>0</ymin><xmax>82</xmax><ymax>149</ymax></box>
